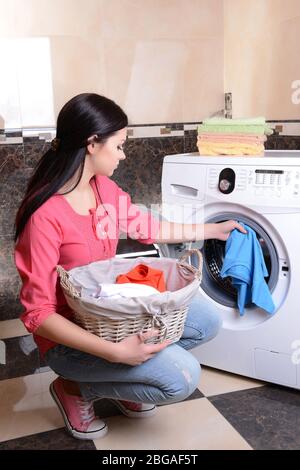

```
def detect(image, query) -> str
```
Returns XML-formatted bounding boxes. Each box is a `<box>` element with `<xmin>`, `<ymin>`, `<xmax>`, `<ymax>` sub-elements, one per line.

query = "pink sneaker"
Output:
<box><xmin>110</xmin><ymin>399</ymin><xmax>157</xmax><ymax>418</ymax></box>
<box><xmin>50</xmin><ymin>378</ymin><xmax>108</xmax><ymax>440</ymax></box>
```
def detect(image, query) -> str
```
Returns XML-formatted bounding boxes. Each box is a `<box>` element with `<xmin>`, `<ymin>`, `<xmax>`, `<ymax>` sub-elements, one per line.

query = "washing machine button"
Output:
<box><xmin>219</xmin><ymin>179</ymin><xmax>231</xmax><ymax>191</ymax></box>
<box><xmin>218</xmin><ymin>168</ymin><xmax>236</xmax><ymax>194</ymax></box>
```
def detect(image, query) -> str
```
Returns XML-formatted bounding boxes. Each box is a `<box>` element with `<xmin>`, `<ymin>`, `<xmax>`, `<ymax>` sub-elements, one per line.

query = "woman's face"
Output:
<box><xmin>87</xmin><ymin>127</ymin><xmax>127</xmax><ymax>177</ymax></box>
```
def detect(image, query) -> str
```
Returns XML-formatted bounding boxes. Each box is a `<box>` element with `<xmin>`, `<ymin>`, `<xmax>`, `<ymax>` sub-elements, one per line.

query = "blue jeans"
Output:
<box><xmin>45</xmin><ymin>294</ymin><xmax>221</xmax><ymax>405</ymax></box>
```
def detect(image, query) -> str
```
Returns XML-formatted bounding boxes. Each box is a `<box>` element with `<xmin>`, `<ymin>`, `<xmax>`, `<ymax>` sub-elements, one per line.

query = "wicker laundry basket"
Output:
<box><xmin>56</xmin><ymin>249</ymin><xmax>202</xmax><ymax>344</ymax></box>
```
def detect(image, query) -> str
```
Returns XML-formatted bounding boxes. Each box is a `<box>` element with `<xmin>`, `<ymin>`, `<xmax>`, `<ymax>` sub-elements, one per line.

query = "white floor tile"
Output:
<box><xmin>93</xmin><ymin>398</ymin><xmax>252</xmax><ymax>450</ymax></box>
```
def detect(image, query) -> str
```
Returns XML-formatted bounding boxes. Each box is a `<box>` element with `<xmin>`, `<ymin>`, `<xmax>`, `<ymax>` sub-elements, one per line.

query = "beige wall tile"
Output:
<box><xmin>0</xmin><ymin>0</ymin><xmax>16</xmax><ymax>36</ymax></box>
<box><xmin>0</xmin><ymin>38</ymin><xmax>22</xmax><ymax>128</ymax></box>
<box><xmin>101</xmin><ymin>0</ymin><xmax>223</xmax><ymax>39</ymax></box>
<box><xmin>13</xmin><ymin>0</ymin><xmax>103</xmax><ymax>37</ymax></box>
<box><xmin>17</xmin><ymin>37</ymin><xmax>56</xmax><ymax>127</ymax></box>
<box><xmin>182</xmin><ymin>37</ymin><xmax>224</xmax><ymax>121</ymax></box>
<box><xmin>1</xmin><ymin>0</ymin><xmax>224</xmax><ymax>126</ymax></box>
<box><xmin>50</xmin><ymin>36</ymin><xmax>107</xmax><ymax>120</ymax></box>
<box><xmin>2</xmin><ymin>0</ymin><xmax>299</xmax><ymax>125</ymax></box>
<box><xmin>105</xmin><ymin>39</ymin><xmax>184</xmax><ymax>123</ymax></box>
<box><xmin>224</xmin><ymin>0</ymin><xmax>300</xmax><ymax>119</ymax></box>
<box><xmin>93</xmin><ymin>398</ymin><xmax>252</xmax><ymax>450</ymax></box>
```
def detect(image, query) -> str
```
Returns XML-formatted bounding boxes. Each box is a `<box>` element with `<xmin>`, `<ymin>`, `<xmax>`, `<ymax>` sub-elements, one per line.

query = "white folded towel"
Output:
<box><xmin>82</xmin><ymin>283</ymin><xmax>160</xmax><ymax>299</ymax></box>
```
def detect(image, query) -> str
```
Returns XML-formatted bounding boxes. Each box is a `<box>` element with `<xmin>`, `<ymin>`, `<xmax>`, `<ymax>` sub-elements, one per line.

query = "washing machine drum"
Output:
<box><xmin>191</xmin><ymin>213</ymin><xmax>279</xmax><ymax>308</ymax></box>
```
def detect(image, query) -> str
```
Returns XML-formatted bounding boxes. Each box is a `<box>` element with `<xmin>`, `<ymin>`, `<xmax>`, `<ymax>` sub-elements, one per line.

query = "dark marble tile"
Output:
<box><xmin>23</xmin><ymin>140</ymin><xmax>51</xmax><ymax>168</ymax></box>
<box><xmin>0</xmin><ymin>144</ymin><xmax>24</xmax><ymax>176</ymax></box>
<box><xmin>0</xmin><ymin>239</ymin><xmax>23</xmax><ymax>320</ymax></box>
<box><xmin>0</xmin><ymin>427</ymin><xmax>96</xmax><ymax>450</ymax></box>
<box><xmin>0</xmin><ymin>168</ymin><xmax>33</xmax><ymax>239</ymax></box>
<box><xmin>0</xmin><ymin>294</ymin><xmax>23</xmax><ymax>321</ymax></box>
<box><xmin>266</xmin><ymin>135</ymin><xmax>300</xmax><ymax>150</ymax></box>
<box><xmin>112</xmin><ymin>136</ymin><xmax>184</xmax><ymax>206</ymax></box>
<box><xmin>184</xmin><ymin>130</ymin><xmax>198</xmax><ymax>153</ymax></box>
<box><xmin>0</xmin><ymin>144</ymin><xmax>25</xmax><ymax>195</ymax></box>
<box><xmin>0</xmin><ymin>239</ymin><xmax>19</xmax><ymax>276</ymax></box>
<box><xmin>209</xmin><ymin>385</ymin><xmax>300</xmax><ymax>450</ymax></box>
<box><xmin>0</xmin><ymin>335</ymin><xmax>47</xmax><ymax>380</ymax></box>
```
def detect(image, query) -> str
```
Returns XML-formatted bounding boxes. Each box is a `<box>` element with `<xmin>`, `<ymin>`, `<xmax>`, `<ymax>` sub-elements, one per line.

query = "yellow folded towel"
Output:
<box><xmin>197</xmin><ymin>142</ymin><xmax>264</xmax><ymax>156</ymax></box>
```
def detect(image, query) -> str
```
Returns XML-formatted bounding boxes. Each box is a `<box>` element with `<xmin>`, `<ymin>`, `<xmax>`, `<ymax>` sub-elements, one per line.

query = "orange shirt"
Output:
<box><xmin>116</xmin><ymin>264</ymin><xmax>166</xmax><ymax>292</ymax></box>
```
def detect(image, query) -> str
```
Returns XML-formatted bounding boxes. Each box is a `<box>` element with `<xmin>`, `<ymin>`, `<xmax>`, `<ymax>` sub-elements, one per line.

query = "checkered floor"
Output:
<box><xmin>1</xmin><ymin>319</ymin><xmax>300</xmax><ymax>450</ymax></box>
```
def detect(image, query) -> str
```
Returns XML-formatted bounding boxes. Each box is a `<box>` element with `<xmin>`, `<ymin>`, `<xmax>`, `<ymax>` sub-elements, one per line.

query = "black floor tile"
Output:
<box><xmin>0</xmin><ymin>335</ymin><xmax>46</xmax><ymax>380</ymax></box>
<box><xmin>93</xmin><ymin>398</ymin><xmax>123</xmax><ymax>418</ymax></box>
<box><xmin>183</xmin><ymin>387</ymin><xmax>204</xmax><ymax>401</ymax></box>
<box><xmin>209</xmin><ymin>384</ymin><xmax>300</xmax><ymax>450</ymax></box>
<box><xmin>0</xmin><ymin>428</ymin><xmax>96</xmax><ymax>450</ymax></box>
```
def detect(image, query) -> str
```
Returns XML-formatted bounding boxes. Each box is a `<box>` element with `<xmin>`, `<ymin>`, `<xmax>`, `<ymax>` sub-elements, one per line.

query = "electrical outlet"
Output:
<box><xmin>275</xmin><ymin>125</ymin><xmax>283</xmax><ymax>133</ymax></box>
<box><xmin>160</xmin><ymin>127</ymin><xmax>171</xmax><ymax>135</ymax></box>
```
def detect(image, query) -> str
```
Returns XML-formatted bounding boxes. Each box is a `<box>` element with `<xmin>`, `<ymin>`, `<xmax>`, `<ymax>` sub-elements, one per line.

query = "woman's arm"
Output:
<box><xmin>35</xmin><ymin>313</ymin><xmax>169</xmax><ymax>366</ymax></box>
<box><xmin>156</xmin><ymin>220</ymin><xmax>247</xmax><ymax>243</ymax></box>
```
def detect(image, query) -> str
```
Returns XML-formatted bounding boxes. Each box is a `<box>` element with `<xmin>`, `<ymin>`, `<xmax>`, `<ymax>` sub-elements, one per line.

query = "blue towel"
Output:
<box><xmin>220</xmin><ymin>222</ymin><xmax>275</xmax><ymax>315</ymax></box>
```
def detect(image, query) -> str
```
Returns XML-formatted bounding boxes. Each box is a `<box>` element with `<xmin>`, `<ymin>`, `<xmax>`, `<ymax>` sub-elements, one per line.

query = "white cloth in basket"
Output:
<box><xmin>82</xmin><ymin>283</ymin><xmax>160</xmax><ymax>300</ymax></box>
<box><xmin>64</xmin><ymin>256</ymin><xmax>201</xmax><ymax>321</ymax></box>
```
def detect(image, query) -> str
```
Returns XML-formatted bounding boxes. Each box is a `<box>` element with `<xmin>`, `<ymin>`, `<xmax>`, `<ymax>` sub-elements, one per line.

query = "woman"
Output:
<box><xmin>14</xmin><ymin>93</ymin><xmax>246</xmax><ymax>440</ymax></box>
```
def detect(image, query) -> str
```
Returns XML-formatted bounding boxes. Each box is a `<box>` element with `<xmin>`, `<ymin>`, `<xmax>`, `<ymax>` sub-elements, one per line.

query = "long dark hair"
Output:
<box><xmin>15</xmin><ymin>93</ymin><xmax>128</xmax><ymax>241</ymax></box>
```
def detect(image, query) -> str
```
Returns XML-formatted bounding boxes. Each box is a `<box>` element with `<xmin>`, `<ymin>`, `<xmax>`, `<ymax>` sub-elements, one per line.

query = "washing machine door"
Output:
<box><xmin>190</xmin><ymin>212</ymin><xmax>279</xmax><ymax>309</ymax></box>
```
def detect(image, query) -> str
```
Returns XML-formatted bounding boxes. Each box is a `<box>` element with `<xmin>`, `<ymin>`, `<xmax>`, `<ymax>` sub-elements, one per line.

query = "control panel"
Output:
<box><xmin>207</xmin><ymin>166</ymin><xmax>300</xmax><ymax>202</ymax></box>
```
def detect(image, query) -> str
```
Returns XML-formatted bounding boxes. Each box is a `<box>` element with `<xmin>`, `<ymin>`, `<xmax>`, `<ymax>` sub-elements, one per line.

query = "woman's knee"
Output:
<box><xmin>158</xmin><ymin>347</ymin><xmax>201</xmax><ymax>403</ymax></box>
<box><xmin>182</xmin><ymin>302</ymin><xmax>222</xmax><ymax>344</ymax></box>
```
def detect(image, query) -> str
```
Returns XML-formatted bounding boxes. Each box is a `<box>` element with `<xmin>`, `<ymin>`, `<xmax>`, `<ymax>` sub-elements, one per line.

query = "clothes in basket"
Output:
<box><xmin>56</xmin><ymin>250</ymin><xmax>203</xmax><ymax>344</ymax></box>
<box><xmin>82</xmin><ymin>283</ymin><xmax>160</xmax><ymax>300</ymax></box>
<box><xmin>116</xmin><ymin>264</ymin><xmax>166</xmax><ymax>292</ymax></box>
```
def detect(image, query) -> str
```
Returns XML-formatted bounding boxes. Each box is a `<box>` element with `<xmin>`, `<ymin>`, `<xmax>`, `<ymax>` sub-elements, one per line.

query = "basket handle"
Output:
<box><xmin>178</xmin><ymin>249</ymin><xmax>203</xmax><ymax>281</ymax></box>
<box><xmin>56</xmin><ymin>265</ymin><xmax>81</xmax><ymax>299</ymax></box>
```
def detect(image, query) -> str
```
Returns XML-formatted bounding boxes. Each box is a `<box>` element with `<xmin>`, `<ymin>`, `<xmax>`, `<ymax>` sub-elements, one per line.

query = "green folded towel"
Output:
<box><xmin>198</xmin><ymin>117</ymin><xmax>273</xmax><ymax>136</ymax></box>
<box><xmin>198</xmin><ymin>124</ymin><xmax>273</xmax><ymax>135</ymax></box>
<box><xmin>203</xmin><ymin>117</ymin><xmax>267</xmax><ymax>126</ymax></box>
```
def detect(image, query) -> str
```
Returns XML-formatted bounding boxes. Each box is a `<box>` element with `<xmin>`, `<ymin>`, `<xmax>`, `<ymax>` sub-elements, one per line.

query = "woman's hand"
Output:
<box><xmin>110</xmin><ymin>329</ymin><xmax>170</xmax><ymax>366</ymax></box>
<box><xmin>204</xmin><ymin>220</ymin><xmax>247</xmax><ymax>242</ymax></box>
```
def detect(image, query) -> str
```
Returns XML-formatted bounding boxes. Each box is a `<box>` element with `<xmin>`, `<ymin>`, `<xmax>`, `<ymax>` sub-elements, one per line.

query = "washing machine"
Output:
<box><xmin>160</xmin><ymin>150</ymin><xmax>300</xmax><ymax>389</ymax></box>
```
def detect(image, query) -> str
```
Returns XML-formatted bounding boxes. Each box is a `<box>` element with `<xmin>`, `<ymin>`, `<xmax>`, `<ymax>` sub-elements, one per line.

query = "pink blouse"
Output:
<box><xmin>14</xmin><ymin>175</ymin><xmax>160</xmax><ymax>357</ymax></box>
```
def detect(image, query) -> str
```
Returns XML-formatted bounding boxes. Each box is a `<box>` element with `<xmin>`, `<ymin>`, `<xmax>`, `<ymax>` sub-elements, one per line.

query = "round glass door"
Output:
<box><xmin>190</xmin><ymin>213</ymin><xmax>279</xmax><ymax>308</ymax></box>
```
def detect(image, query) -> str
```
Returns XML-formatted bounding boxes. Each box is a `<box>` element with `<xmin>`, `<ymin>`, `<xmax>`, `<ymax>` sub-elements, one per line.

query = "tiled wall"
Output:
<box><xmin>2</xmin><ymin>1</ymin><xmax>300</xmax><ymax>129</ymax></box>
<box><xmin>1</xmin><ymin>122</ymin><xmax>300</xmax><ymax>379</ymax></box>
<box><xmin>0</xmin><ymin>0</ymin><xmax>224</xmax><ymax>128</ymax></box>
<box><xmin>224</xmin><ymin>0</ymin><xmax>300</xmax><ymax>119</ymax></box>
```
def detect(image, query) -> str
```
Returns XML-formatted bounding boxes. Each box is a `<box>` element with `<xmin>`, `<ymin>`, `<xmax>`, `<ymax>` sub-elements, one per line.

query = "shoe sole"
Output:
<box><xmin>110</xmin><ymin>399</ymin><xmax>157</xmax><ymax>419</ymax></box>
<box><xmin>49</xmin><ymin>382</ymin><xmax>108</xmax><ymax>440</ymax></box>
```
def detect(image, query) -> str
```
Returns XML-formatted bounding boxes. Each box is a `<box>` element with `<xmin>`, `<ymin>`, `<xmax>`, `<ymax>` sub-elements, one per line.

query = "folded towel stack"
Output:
<box><xmin>197</xmin><ymin>117</ymin><xmax>273</xmax><ymax>156</ymax></box>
